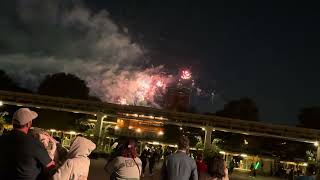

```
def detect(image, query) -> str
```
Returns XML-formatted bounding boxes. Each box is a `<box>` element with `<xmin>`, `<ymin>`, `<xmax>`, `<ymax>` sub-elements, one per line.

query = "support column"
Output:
<box><xmin>94</xmin><ymin>113</ymin><xmax>106</xmax><ymax>139</ymax></box>
<box><xmin>204</xmin><ymin>126</ymin><xmax>214</xmax><ymax>149</ymax></box>
<box><xmin>317</xmin><ymin>144</ymin><xmax>320</xmax><ymax>162</ymax></box>
<box><xmin>140</xmin><ymin>141</ymin><xmax>144</xmax><ymax>155</ymax></box>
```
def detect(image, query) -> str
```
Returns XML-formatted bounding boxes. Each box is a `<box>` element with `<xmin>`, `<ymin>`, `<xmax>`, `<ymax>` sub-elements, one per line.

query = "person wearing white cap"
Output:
<box><xmin>0</xmin><ymin>108</ymin><xmax>55</xmax><ymax>180</ymax></box>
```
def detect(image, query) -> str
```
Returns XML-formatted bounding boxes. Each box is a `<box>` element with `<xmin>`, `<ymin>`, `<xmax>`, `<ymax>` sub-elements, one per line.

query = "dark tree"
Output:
<box><xmin>298</xmin><ymin>107</ymin><xmax>320</xmax><ymax>129</ymax></box>
<box><xmin>38</xmin><ymin>73</ymin><xmax>90</xmax><ymax>99</ymax></box>
<box><xmin>0</xmin><ymin>70</ymin><xmax>27</xmax><ymax>92</ymax></box>
<box><xmin>215</xmin><ymin>97</ymin><xmax>259</xmax><ymax>121</ymax></box>
<box><xmin>163</xmin><ymin>124</ymin><xmax>202</xmax><ymax>147</ymax></box>
<box><xmin>163</xmin><ymin>124</ymin><xmax>182</xmax><ymax>144</ymax></box>
<box><xmin>0</xmin><ymin>70</ymin><xmax>16</xmax><ymax>90</ymax></box>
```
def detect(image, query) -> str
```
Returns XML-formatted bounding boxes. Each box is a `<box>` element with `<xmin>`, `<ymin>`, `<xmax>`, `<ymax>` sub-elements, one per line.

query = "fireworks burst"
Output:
<box><xmin>113</xmin><ymin>69</ymin><xmax>171</xmax><ymax>106</ymax></box>
<box><xmin>156</xmin><ymin>80</ymin><xmax>164</xmax><ymax>88</ymax></box>
<box><xmin>113</xmin><ymin>68</ymin><xmax>209</xmax><ymax>107</ymax></box>
<box><xmin>181</xmin><ymin>70</ymin><xmax>192</xmax><ymax>80</ymax></box>
<box><xmin>118</xmin><ymin>98</ymin><xmax>128</xmax><ymax>105</ymax></box>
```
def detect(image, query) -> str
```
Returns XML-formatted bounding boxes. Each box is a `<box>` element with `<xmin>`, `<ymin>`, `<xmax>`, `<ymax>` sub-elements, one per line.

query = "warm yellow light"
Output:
<box><xmin>158</xmin><ymin>131</ymin><xmax>164</xmax><ymax>136</ymax></box>
<box><xmin>0</xmin><ymin>101</ymin><xmax>3</xmax><ymax>106</ymax></box>
<box><xmin>302</xmin><ymin>163</ymin><xmax>308</xmax><ymax>167</ymax></box>
<box><xmin>240</xmin><ymin>154</ymin><xmax>247</xmax><ymax>157</ymax></box>
<box><xmin>128</xmin><ymin>126</ymin><xmax>133</xmax><ymax>129</ymax></box>
<box><xmin>201</xmin><ymin>127</ymin><xmax>205</xmax><ymax>131</ymax></box>
<box><xmin>136</xmin><ymin>128</ymin><xmax>141</xmax><ymax>133</ymax></box>
<box><xmin>49</xmin><ymin>129</ymin><xmax>56</xmax><ymax>132</ymax></box>
<box><xmin>69</xmin><ymin>131</ymin><xmax>76</xmax><ymax>135</ymax></box>
<box><xmin>152</xmin><ymin>141</ymin><xmax>160</xmax><ymax>145</ymax></box>
<box><xmin>115</xmin><ymin>126</ymin><xmax>119</xmax><ymax>130</ymax></box>
<box><xmin>179</xmin><ymin>127</ymin><xmax>183</xmax><ymax>130</ymax></box>
<box><xmin>219</xmin><ymin>151</ymin><xmax>226</xmax><ymax>155</ymax></box>
<box><xmin>90</xmin><ymin>134</ymin><xmax>94</xmax><ymax>137</ymax></box>
<box><xmin>314</xmin><ymin>141</ymin><xmax>319</xmax><ymax>147</ymax></box>
<box><xmin>244</xmin><ymin>139</ymin><xmax>249</xmax><ymax>145</ymax></box>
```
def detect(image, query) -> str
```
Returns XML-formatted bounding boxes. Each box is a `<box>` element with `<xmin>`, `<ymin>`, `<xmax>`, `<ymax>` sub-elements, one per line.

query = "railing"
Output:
<box><xmin>0</xmin><ymin>90</ymin><xmax>320</xmax><ymax>143</ymax></box>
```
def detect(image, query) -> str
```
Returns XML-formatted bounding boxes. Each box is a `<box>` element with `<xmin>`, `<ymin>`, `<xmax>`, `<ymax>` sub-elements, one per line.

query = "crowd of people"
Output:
<box><xmin>140</xmin><ymin>146</ymin><xmax>162</xmax><ymax>176</ymax></box>
<box><xmin>2</xmin><ymin>107</ymin><xmax>319</xmax><ymax>180</ymax></box>
<box><xmin>104</xmin><ymin>134</ymin><xmax>228</xmax><ymax>180</ymax></box>
<box><xmin>0</xmin><ymin>108</ymin><xmax>96</xmax><ymax>180</ymax></box>
<box><xmin>0</xmin><ymin>108</ymin><xmax>230</xmax><ymax>180</ymax></box>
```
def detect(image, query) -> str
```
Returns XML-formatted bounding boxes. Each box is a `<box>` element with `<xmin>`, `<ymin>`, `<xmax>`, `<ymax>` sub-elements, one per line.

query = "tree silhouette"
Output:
<box><xmin>36</xmin><ymin>73</ymin><xmax>94</xmax><ymax>131</ymax></box>
<box><xmin>215</xmin><ymin>97</ymin><xmax>259</xmax><ymax>121</ymax></box>
<box><xmin>38</xmin><ymin>73</ymin><xmax>90</xmax><ymax>99</ymax></box>
<box><xmin>0</xmin><ymin>70</ymin><xmax>17</xmax><ymax>90</ymax></box>
<box><xmin>163</xmin><ymin>124</ymin><xmax>201</xmax><ymax>147</ymax></box>
<box><xmin>298</xmin><ymin>106</ymin><xmax>320</xmax><ymax>129</ymax></box>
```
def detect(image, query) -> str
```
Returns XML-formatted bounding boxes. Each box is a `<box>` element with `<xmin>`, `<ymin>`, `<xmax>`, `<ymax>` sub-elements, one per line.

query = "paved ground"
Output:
<box><xmin>89</xmin><ymin>158</ymin><xmax>285</xmax><ymax>180</ymax></box>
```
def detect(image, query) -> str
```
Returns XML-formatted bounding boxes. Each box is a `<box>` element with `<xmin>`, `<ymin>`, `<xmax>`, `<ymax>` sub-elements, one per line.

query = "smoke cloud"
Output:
<box><xmin>0</xmin><ymin>0</ymin><xmax>170</xmax><ymax>105</ymax></box>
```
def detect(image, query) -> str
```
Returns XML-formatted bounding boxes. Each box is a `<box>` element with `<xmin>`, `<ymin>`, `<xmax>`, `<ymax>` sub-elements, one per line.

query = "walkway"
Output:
<box><xmin>88</xmin><ymin>158</ymin><xmax>284</xmax><ymax>180</ymax></box>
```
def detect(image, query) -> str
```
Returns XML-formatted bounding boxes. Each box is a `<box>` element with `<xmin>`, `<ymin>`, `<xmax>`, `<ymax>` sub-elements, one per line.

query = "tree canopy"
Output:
<box><xmin>215</xmin><ymin>97</ymin><xmax>259</xmax><ymax>121</ymax></box>
<box><xmin>298</xmin><ymin>106</ymin><xmax>320</xmax><ymax>129</ymax></box>
<box><xmin>0</xmin><ymin>69</ymin><xmax>28</xmax><ymax>92</ymax></box>
<box><xmin>38</xmin><ymin>73</ymin><xmax>90</xmax><ymax>99</ymax></box>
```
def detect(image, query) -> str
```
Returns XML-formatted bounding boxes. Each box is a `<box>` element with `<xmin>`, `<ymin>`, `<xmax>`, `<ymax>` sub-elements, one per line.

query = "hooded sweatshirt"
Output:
<box><xmin>52</xmin><ymin>137</ymin><xmax>96</xmax><ymax>180</ymax></box>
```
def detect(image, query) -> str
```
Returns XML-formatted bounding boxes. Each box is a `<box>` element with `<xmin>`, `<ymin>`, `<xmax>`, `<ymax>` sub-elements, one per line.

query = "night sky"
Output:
<box><xmin>87</xmin><ymin>0</ymin><xmax>320</xmax><ymax>125</ymax></box>
<box><xmin>1</xmin><ymin>0</ymin><xmax>320</xmax><ymax>125</ymax></box>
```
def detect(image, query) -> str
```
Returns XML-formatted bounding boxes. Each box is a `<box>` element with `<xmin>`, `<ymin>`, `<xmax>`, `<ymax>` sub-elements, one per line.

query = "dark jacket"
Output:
<box><xmin>161</xmin><ymin>151</ymin><xmax>198</xmax><ymax>180</ymax></box>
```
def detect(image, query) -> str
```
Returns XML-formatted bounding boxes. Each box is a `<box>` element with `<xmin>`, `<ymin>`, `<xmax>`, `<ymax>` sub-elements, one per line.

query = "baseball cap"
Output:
<box><xmin>12</xmin><ymin>108</ymin><xmax>38</xmax><ymax>125</ymax></box>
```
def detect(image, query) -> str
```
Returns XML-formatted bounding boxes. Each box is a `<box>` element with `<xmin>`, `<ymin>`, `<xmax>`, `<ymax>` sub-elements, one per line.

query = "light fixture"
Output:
<box><xmin>314</xmin><ymin>141</ymin><xmax>319</xmax><ymax>147</ymax></box>
<box><xmin>240</xmin><ymin>154</ymin><xmax>247</xmax><ymax>157</ymax></box>
<box><xmin>302</xmin><ymin>163</ymin><xmax>308</xmax><ymax>167</ymax></box>
<box><xmin>158</xmin><ymin>131</ymin><xmax>164</xmax><ymax>135</ymax></box>
<box><xmin>128</xmin><ymin>126</ymin><xmax>133</xmax><ymax>129</ymax></box>
<box><xmin>136</xmin><ymin>128</ymin><xmax>142</xmax><ymax>133</ymax></box>
<box><xmin>49</xmin><ymin>129</ymin><xmax>56</xmax><ymax>132</ymax></box>
<box><xmin>244</xmin><ymin>139</ymin><xmax>248</xmax><ymax>145</ymax></box>
<box><xmin>201</xmin><ymin>127</ymin><xmax>205</xmax><ymax>131</ymax></box>
<box><xmin>115</xmin><ymin>126</ymin><xmax>119</xmax><ymax>130</ymax></box>
<box><xmin>152</xmin><ymin>141</ymin><xmax>160</xmax><ymax>145</ymax></box>
<box><xmin>0</xmin><ymin>101</ymin><xmax>3</xmax><ymax>106</ymax></box>
<box><xmin>179</xmin><ymin>127</ymin><xmax>183</xmax><ymax>130</ymax></box>
<box><xmin>219</xmin><ymin>151</ymin><xmax>226</xmax><ymax>155</ymax></box>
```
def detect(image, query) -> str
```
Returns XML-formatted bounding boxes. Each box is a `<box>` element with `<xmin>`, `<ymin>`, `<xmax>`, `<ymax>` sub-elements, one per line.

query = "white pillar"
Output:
<box><xmin>140</xmin><ymin>141</ymin><xmax>143</xmax><ymax>155</ymax></box>
<box><xmin>204</xmin><ymin>126</ymin><xmax>214</xmax><ymax>149</ymax></box>
<box><xmin>317</xmin><ymin>145</ymin><xmax>320</xmax><ymax>162</ymax></box>
<box><xmin>94</xmin><ymin>113</ymin><xmax>106</xmax><ymax>138</ymax></box>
